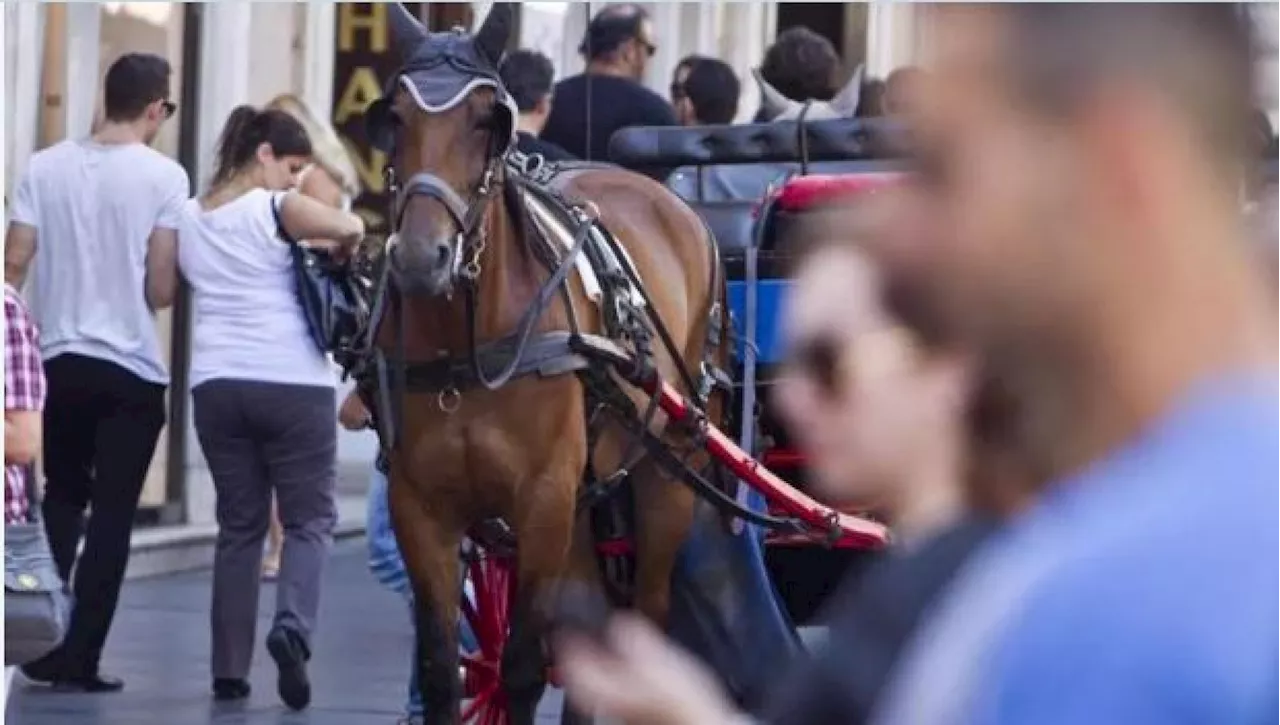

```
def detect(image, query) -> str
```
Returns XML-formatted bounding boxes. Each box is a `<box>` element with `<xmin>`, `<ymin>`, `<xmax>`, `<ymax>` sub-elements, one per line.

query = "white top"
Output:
<box><xmin>178</xmin><ymin>188</ymin><xmax>334</xmax><ymax>390</ymax></box>
<box><xmin>8</xmin><ymin>139</ymin><xmax>190</xmax><ymax>384</ymax></box>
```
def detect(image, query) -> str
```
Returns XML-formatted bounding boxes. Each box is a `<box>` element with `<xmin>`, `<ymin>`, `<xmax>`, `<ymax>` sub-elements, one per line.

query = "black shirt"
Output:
<box><xmin>757</xmin><ymin>515</ymin><xmax>999</xmax><ymax>725</ymax></box>
<box><xmin>515</xmin><ymin>131</ymin><xmax>575</xmax><ymax>163</ymax></box>
<box><xmin>540</xmin><ymin>73</ymin><xmax>678</xmax><ymax>172</ymax></box>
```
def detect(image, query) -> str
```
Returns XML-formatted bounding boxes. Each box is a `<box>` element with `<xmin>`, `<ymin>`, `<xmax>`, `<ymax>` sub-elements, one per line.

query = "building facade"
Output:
<box><xmin>3</xmin><ymin>2</ymin><xmax>1275</xmax><ymax>528</ymax></box>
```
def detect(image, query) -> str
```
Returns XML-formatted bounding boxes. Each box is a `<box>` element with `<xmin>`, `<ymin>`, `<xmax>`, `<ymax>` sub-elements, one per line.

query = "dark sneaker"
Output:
<box><xmin>19</xmin><ymin>649</ymin><xmax>64</xmax><ymax>684</ymax></box>
<box><xmin>265</xmin><ymin>626</ymin><xmax>311</xmax><ymax>710</ymax></box>
<box><xmin>212</xmin><ymin>677</ymin><xmax>251</xmax><ymax>701</ymax></box>
<box><xmin>50</xmin><ymin>674</ymin><xmax>125</xmax><ymax>693</ymax></box>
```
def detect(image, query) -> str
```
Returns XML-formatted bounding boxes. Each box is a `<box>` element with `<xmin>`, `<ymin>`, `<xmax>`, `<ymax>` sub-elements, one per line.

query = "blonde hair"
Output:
<box><xmin>265</xmin><ymin>93</ymin><xmax>362</xmax><ymax>198</ymax></box>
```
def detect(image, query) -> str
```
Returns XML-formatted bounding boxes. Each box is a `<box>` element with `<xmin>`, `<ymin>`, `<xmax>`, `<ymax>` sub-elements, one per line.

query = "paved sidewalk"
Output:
<box><xmin>7</xmin><ymin>542</ymin><xmax>565</xmax><ymax>724</ymax></box>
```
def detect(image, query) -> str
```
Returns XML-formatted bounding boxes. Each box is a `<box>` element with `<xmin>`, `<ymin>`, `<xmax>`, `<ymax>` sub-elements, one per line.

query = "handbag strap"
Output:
<box><xmin>271</xmin><ymin>193</ymin><xmax>299</xmax><ymax>246</ymax></box>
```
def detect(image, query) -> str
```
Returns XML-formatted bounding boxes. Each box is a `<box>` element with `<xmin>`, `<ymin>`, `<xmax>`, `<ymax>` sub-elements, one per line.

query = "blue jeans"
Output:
<box><xmin>366</xmin><ymin>467</ymin><xmax>478</xmax><ymax>717</ymax></box>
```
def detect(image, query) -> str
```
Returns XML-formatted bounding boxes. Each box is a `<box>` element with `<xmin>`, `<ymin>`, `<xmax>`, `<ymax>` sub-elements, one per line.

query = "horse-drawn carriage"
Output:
<box><xmin>322</xmin><ymin>6</ymin><xmax>912</xmax><ymax>725</ymax></box>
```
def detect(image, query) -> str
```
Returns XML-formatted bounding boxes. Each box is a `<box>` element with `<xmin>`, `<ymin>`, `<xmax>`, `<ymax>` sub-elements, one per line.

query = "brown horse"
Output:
<box><xmin>366</xmin><ymin>5</ymin><xmax>726</xmax><ymax>724</ymax></box>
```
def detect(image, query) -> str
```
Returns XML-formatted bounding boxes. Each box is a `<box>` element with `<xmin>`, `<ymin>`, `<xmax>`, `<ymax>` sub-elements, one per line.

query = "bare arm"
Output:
<box><xmin>4</xmin><ymin>410</ymin><xmax>41</xmax><ymax>466</ymax></box>
<box><xmin>279</xmin><ymin>191</ymin><xmax>364</xmax><ymax>252</ymax></box>
<box><xmin>4</xmin><ymin>223</ymin><xmax>37</xmax><ymax>288</ymax></box>
<box><xmin>145</xmin><ymin>227</ymin><xmax>179</xmax><ymax>311</ymax></box>
<box><xmin>299</xmin><ymin>167</ymin><xmax>346</xmax><ymax>209</ymax></box>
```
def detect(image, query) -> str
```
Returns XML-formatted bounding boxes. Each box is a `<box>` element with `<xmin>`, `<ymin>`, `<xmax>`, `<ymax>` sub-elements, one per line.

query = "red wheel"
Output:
<box><xmin>459</xmin><ymin>541</ymin><xmax>515</xmax><ymax>725</ymax></box>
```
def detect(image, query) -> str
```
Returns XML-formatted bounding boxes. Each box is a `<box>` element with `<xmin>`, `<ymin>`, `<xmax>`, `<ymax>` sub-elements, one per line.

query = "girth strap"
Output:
<box><xmin>401</xmin><ymin>331</ymin><xmax>627</xmax><ymax>393</ymax></box>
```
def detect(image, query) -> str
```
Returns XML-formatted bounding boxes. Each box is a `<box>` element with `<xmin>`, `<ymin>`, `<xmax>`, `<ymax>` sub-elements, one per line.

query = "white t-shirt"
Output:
<box><xmin>178</xmin><ymin>189</ymin><xmax>334</xmax><ymax>390</ymax></box>
<box><xmin>8</xmin><ymin>139</ymin><xmax>190</xmax><ymax>384</ymax></box>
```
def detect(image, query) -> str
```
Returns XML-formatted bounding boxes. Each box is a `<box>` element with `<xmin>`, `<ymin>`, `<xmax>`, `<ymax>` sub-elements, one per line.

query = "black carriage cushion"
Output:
<box><xmin>691</xmin><ymin>200</ymin><xmax>759</xmax><ymax>253</ymax></box>
<box><xmin>608</xmin><ymin>117</ymin><xmax>907</xmax><ymax>170</ymax></box>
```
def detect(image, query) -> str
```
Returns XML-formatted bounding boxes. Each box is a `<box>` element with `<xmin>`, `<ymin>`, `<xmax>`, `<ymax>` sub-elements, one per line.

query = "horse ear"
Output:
<box><xmin>389</xmin><ymin>3</ymin><xmax>427</xmax><ymax>57</ymax></box>
<box><xmin>753</xmin><ymin>68</ymin><xmax>800</xmax><ymax>121</ymax></box>
<box><xmin>828</xmin><ymin>64</ymin><xmax>864</xmax><ymax>118</ymax></box>
<box><xmin>474</xmin><ymin>3</ymin><xmax>516</xmax><ymax>66</ymax></box>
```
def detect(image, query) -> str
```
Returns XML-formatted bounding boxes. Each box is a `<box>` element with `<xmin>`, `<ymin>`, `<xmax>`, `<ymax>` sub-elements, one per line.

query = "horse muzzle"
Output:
<box><xmin>388</xmin><ymin>233</ymin><xmax>458</xmax><ymax>298</ymax></box>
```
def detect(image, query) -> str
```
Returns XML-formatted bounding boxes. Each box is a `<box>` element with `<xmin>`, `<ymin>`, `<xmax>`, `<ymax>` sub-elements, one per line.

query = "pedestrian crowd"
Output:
<box><xmin>3</xmin><ymin>4</ymin><xmax>1276</xmax><ymax>725</ymax></box>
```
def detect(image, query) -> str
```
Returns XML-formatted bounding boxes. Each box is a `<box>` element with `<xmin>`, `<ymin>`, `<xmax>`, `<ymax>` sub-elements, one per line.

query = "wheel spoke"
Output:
<box><xmin>460</xmin><ymin>651</ymin><xmax>498</xmax><ymax>675</ymax></box>
<box><xmin>461</xmin><ymin>682</ymin><xmax>499</xmax><ymax>722</ymax></box>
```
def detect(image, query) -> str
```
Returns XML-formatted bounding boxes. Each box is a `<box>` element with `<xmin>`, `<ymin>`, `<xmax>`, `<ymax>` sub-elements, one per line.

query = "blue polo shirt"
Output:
<box><xmin>873</xmin><ymin>373</ymin><xmax>1278</xmax><ymax>725</ymax></box>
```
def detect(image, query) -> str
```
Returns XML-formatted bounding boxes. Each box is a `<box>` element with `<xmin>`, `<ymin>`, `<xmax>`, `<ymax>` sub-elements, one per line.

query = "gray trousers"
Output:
<box><xmin>193</xmin><ymin>379</ymin><xmax>337</xmax><ymax>679</ymax></box>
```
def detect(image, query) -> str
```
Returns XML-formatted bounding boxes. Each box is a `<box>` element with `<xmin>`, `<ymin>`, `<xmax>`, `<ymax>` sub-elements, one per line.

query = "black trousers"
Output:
<box><xmin>41</xmin><ymin>353</ymin><xmax>166</xmax><ymax>675</ymax></box>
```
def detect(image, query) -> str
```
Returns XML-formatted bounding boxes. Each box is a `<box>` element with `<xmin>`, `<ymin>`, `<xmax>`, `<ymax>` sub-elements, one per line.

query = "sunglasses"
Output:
<box><xmin>670</xmin><ymin>82</ymin><xmax>686</xmax><ymax>100</ymax></box>
<box><xmin>638</xmin><ymin>38</ymin><xmax>657</xmax><ymax>58</ymax></box>
<box><xmin>788</xmin><ymin>334</ymin><xmax>848</xmax><ymax>397</ymax></box>
<box><xmin>158</xmin><ymin>99</ymin><xmax>176</xmax><ymax>119</ymax></box>
<box><xmin>786</xmin><ymin>326</ymin><xmax>917</xmax><ymax>398</ymax></box>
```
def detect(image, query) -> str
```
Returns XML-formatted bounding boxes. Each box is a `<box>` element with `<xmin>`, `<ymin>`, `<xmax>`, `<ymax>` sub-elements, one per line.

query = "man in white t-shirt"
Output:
<box><xmin>4</xmin><ymin>52</ymin><xmax>189</xmax><ymax>693</ymax></box>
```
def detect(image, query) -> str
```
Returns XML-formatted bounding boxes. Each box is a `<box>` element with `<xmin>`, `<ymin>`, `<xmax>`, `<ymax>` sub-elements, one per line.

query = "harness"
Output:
<box><xmin>347</xmin><ymin>151</ymin><xmax>732</xmax><ymax>502</ymax></box>
<box><xmin>341</xmin><ymin>14</ymin><xmax>805</xmax><ymax>595</ymax></box>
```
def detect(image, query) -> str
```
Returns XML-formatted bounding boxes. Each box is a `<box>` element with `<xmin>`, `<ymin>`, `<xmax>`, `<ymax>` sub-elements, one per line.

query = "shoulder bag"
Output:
<box><xmin>5</xmin><ymin>467</ymin><xmax>69</xmax><ymax>666</ymax></box>
<box><xmin>271</xmin><ymin>194</ymin><xmax>366</xmax><ymax>356</ymax></box>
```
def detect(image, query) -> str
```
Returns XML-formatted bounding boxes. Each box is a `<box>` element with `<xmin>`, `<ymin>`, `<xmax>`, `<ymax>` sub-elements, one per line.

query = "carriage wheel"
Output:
<box><xmin>459</xmin><ymin>542</ymin><xmax>515</xmax><ymax>725</ymax></box>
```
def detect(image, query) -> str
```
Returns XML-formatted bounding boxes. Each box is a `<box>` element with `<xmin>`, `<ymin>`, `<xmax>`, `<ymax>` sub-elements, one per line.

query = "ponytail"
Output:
<box><xmin>211</xmin><ymin>104</ymin><xmax>314</xmax><ymax>188</ymax></box>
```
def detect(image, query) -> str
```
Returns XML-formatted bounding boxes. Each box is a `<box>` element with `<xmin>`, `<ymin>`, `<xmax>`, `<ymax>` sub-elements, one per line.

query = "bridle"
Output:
<box><xmin>386</xmin><ymin>145</ymin><xmax>505</xmax><ymax>288</ymax></box>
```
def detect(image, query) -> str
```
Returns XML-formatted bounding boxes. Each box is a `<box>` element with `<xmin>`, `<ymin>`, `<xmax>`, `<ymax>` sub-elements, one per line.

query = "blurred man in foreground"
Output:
<box><xmin>870</xmin><ymin>4</ymin><xmax>1277</xmax><ymax>723</ymax></box>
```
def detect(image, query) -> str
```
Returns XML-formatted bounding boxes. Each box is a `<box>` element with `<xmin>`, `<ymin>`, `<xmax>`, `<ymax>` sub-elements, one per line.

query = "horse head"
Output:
<box><xmin>367</xmin><ymin>3</ymin><xmax>519</xmax><ymax>297</ymax></box>
<box><xmin>754</xmin><ymin>64</ymin><xmax>864</xmax><ymax>122</ymax></box>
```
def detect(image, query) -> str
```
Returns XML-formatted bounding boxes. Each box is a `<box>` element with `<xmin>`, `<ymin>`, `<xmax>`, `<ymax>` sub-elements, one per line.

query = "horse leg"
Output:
<box><xmin>629</xmin><ymin>461</ymin><xmax>697</xmax><ymax>627</ymax></box>
<box><xmin>390</xmin><ymin>477</ymin><xmax>464</xmax><ymax>725</ymax></box>
<box><xmin>503</xmin><ymin>472</ymin><xmax>577</xmax><ymax>725</ymax></box>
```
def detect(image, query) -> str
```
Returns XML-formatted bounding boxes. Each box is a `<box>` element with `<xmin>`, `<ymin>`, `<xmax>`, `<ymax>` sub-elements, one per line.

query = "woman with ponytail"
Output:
<box><xmin>258</xmin><ymin>94</ymin><xmax>362</xmax><ymax>582</ymax></box>
<box><xmin>178</xmin><ymin>104</ymin><xmax>365</xmax><ymax>711</ymax></box>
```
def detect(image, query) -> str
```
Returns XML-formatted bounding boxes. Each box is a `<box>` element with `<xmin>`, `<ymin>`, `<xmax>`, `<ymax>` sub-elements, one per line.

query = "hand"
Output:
<box><xmin>555</xmin><ymin>613</ymin><xmax>743</xmax><ymax>725</ymax></box>
<box><xmin>338</xmin><ymin>391</ymin><xmax>372</xmax><ymax>431</ymax></box>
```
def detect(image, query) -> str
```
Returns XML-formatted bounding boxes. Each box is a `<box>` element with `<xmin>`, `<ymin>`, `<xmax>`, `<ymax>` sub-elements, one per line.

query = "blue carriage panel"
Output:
<box><xmin>727</xmin><ymin>279</ymin><xmax>790</xmax><ymax>365</ymax></box>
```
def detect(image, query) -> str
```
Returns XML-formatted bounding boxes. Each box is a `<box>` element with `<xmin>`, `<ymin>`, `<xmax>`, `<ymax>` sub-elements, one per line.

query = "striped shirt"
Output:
<box><xmin>4</xmin><ymin>285</ymin><xmax>45</xmax><ymax>524</ymax></box>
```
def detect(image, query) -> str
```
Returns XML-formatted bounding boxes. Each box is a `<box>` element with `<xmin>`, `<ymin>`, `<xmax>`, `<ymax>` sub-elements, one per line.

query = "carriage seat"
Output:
<box><xmin>666</xmin><ymin>159</ymin><xmax>897</xmax><ymax>206</ymax></box>
<box><xmin>691</xmin><ymin>200</ymin><xmax>758</xmax><ymax>254</ymax></box>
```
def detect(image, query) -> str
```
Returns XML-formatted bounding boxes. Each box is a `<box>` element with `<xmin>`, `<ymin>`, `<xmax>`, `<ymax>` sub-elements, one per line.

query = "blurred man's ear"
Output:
<box><xmin>535</xmin><ymin>95</ymin><xmax>552</xmax><ymax>118</ymax></box>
